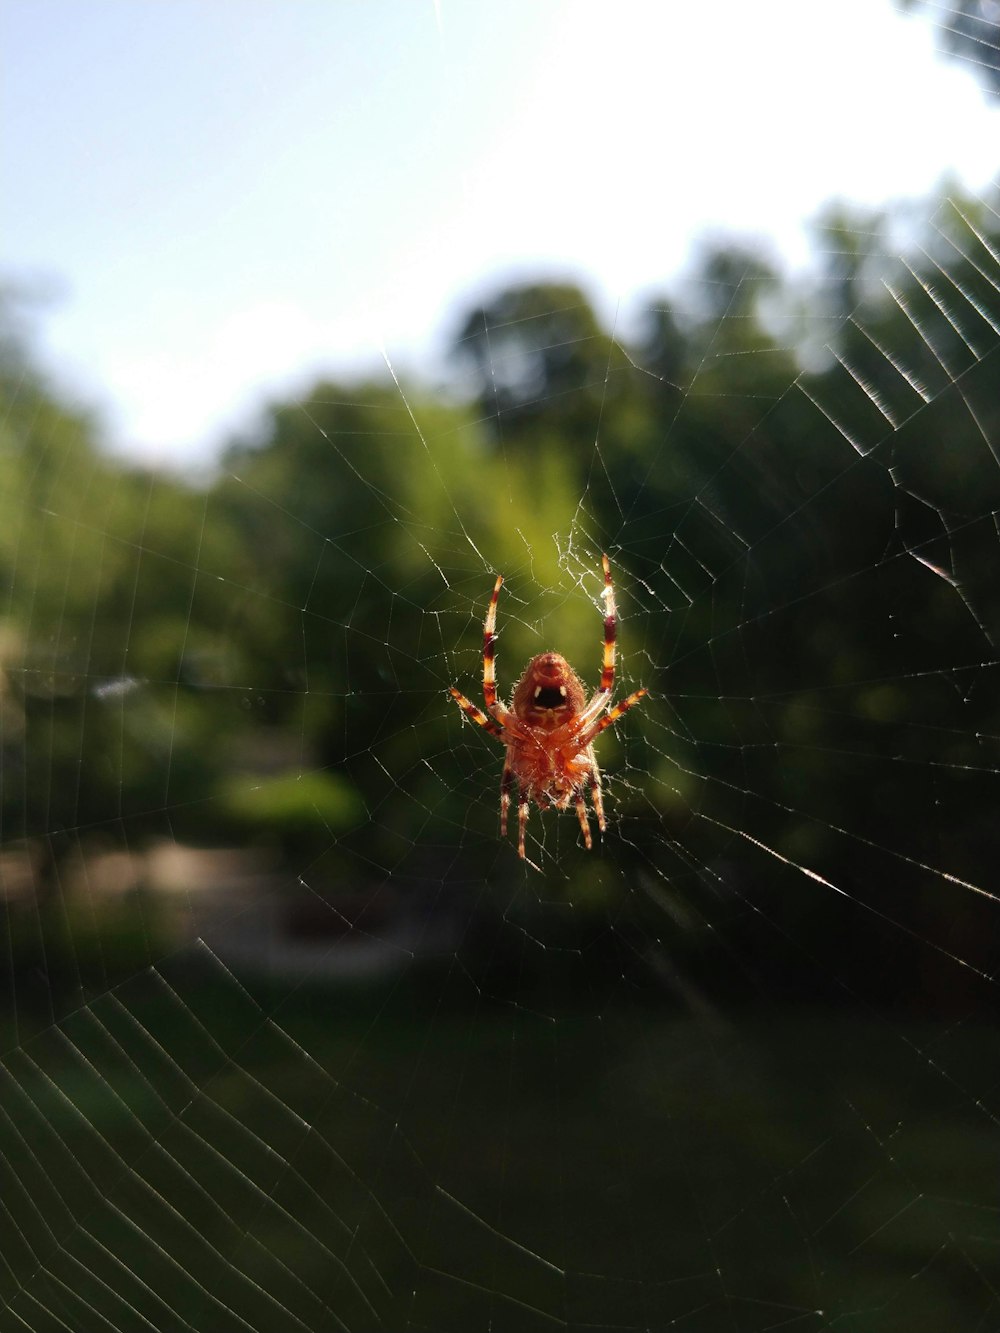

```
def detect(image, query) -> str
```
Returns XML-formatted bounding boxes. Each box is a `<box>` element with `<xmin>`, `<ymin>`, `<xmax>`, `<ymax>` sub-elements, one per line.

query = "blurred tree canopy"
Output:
<box><xmin>451</xmin><ymin>281</ymin><xmax>636</xmax><ymax>458</ymax></box>
<box><xmin>900</xmin><ymin>0</ymin><xmax>1000</xmax><ymax>99</ymax></box>
<box><xmin>2</xmin><ymin>189</ymin><xmax>998</xmax><ymax>1001</ymax></box>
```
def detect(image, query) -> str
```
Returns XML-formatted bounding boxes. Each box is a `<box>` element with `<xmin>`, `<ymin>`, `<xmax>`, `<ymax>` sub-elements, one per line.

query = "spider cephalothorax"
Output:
<box><xmin>449</xmin><ymin>555</ymin><xmax>646</xmax><ymax>859</ymax></box>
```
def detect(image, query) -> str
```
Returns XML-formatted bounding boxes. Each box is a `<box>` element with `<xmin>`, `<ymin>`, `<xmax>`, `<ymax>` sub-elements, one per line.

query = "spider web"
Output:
<box><xmin>4</xmin><ymin>189</ymin><xmax>998</xmax><ymax>1333</ymax></box>
<box><xmin>3</xmin><ymin>44</ymin><xmax>1000</xmax><ymax>1333</ymax></box>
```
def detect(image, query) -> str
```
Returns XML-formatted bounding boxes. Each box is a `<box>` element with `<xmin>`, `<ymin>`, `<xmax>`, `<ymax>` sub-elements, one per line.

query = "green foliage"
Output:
<box><xmin>2</xmin><ymin>186</ymin><xmax>998</xmax><ymax>999</ymax></box>
<box><xmin>450</xmin><ymin>280</ymin><xmax>637</xmax><ymax>463</ymax></box>
<box><xmin>219</xmin><ymin>769</ymin><xmax>364</xmax><ymax>842</ymax></box>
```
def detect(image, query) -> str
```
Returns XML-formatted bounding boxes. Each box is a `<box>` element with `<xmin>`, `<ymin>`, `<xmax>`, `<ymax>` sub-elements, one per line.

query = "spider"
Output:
<box><xmin>449</xmin><ymin>554</ymin><xmax>647</xmax><ymax>859</ymax></box>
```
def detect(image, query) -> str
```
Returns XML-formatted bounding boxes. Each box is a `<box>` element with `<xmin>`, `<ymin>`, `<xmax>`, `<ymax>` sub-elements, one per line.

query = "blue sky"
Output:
<box><xmin>4</xmin><ymin>0</ymin><xmax>999</xmax><ymax>465</ymax></box>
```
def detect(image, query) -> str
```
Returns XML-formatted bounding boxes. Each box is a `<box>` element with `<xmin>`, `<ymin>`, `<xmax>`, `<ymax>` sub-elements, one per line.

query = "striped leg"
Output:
<box><xmin>517</xmin><ymin>798</ymin><xmax>530</xmax><ymax>859</ymax></box>
<box><xmin>482</xmin><ymin>573</ymin><xmax>510</xmax><ymax>724</ymax></box>
<box><xmin>500</xmin><ymin>755</ymin><xmax>514</xmax><ymax>836</ymax></box>
<box><xmin>579</xmin><ymin>688</ymin><xmax>648</xmax><ymax>747</ymax></box>
<box><xmin>449</xmin><ymin>686</ymin><xmax>504</xmax><ymax>737</ymax></box>
<box><xmin>576</xmin><ymin>553</ymin><xmax>618</xmax><ymax>729</ymax></box>
<box><xmin>574</xmin><ymin>790</ymin><xmax>593</xmax><ymax>849</ymax></box>
<box><xmin>450</xmin><ymin>567</ymin><xmax>510</xmax><ymax>735</ymax></box>
<box><xmin>599</xmin><ymin>551</ymin><xmax>616</xmax><ymax>692</ymax></box>
<box><xmin>588</xmin><ymin>760</ymin><xmax>606</xmax><ymax>834</ymax></box>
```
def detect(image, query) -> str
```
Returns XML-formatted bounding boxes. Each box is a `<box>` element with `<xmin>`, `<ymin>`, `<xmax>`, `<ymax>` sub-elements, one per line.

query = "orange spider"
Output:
<box><xmin>449</xmin><ymin>554</ymin><xmax>647</xmax><ymax>859</ymax></box>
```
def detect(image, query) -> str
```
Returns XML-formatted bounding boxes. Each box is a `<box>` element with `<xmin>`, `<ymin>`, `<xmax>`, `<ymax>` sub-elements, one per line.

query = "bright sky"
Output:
<box><xmin>4</xmin><ymin>0</ymin><xmax>998</xmax><ymax>465</ymax></box>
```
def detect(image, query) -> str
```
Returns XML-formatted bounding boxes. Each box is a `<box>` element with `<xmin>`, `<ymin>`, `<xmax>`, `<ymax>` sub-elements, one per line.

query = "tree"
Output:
<box><xmin>0</xmin><ymin>298</ymin><xmax>250</xmax><ymax>884</ymax></box>
<box><xmin>901</xmin><ymin>0</ymin><xmax>1000</xmax><ymax>100</ymax></box>
<box><xmin>450</xmin><ymin>281</ymin><xmax>637</xmax><ymax>459</ymax></box>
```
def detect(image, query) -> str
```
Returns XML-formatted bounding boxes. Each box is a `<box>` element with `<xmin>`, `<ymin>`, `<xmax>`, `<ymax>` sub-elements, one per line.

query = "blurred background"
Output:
<box><xmin>2</xmin><ymin>3</ymin><xmax>999</xmax><ymax>1330</ymax></box>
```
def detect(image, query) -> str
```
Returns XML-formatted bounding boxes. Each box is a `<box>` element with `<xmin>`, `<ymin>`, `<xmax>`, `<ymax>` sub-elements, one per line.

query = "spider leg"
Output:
<box><xmin>578</xmin><ymin>687</ymin><xmax>648</xmax><ymax>747</ymax></box>
<box><xmin>574</xmin><ymin>553</ymin><xmax>618</xmax><ymax>730</ymax></box>
<box><xmin>574</xmin><ymin>790</ymin><xmax>593</xmax><ymax>849</ymax></box>
<box><xmin>449</xmin><ymin>686</ymin><xmax>504</xmax><ymax>738</ymax></box>
<box><xmin>599</xmin><ymin>551</ymin><xmax>617</xmax><ymax>691</ymax></box>
<box><xmin>587</xmin><ymin>751</ymin><xmax>606</xmax><ymax>834</ymax></box>
<box><xmin>517</xmin><ymin>797</ymin><xmax>530</xmax><ymax>859</ymax></box>
<box><xmin>482</xmin><ymin>572</ymin><xmax>511</xmax><ymax>725</ymax></box>
<box><xmin>500</xmin><ymin>755</ymin><xmax>514</xmax><ymax>837</ymax></box>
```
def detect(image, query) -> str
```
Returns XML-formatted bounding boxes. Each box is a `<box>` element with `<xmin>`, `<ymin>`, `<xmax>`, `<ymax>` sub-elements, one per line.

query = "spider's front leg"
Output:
<box><xmin>482</xmin><ymin>572</ymin><xmax>510</xmax><ymax>726</ymax></box>
<box><xmin>576</xmin><ymin>553</ymin><xmax>619</xmax><ymax>730</ymax></box>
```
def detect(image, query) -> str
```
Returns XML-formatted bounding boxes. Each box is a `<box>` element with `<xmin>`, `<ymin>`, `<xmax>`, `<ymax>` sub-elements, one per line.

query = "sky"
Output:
<box><xmin>3</xmin><ymin>0</ymin><xmax>999</xmax><ymax>466</ymax></box>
